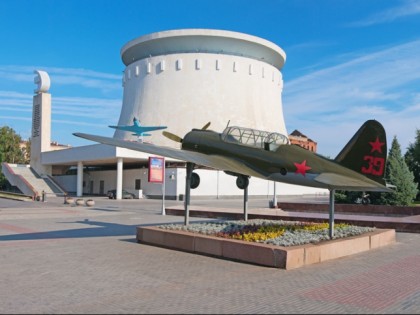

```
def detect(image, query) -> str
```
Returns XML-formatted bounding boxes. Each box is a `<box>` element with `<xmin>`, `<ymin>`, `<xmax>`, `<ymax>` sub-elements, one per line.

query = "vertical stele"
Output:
<box><xmin>30</xmin><ymin>70</ymin><xmax>52</xmax><ymax>176</ymax></box>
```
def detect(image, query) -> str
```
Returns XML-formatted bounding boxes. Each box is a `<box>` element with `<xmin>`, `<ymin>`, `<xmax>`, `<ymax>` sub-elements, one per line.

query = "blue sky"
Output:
<box><xmin>1</xmin><ymin>0</ymin><xmax>419</xmax><ymax>157</ymax></box>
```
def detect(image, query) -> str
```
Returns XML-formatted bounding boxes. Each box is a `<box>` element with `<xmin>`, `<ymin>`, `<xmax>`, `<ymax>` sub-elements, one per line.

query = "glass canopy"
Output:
<box><xmin>221</xmin><ymin>126</ymin><xmax>289</xmax><ymax>150</ymax></box>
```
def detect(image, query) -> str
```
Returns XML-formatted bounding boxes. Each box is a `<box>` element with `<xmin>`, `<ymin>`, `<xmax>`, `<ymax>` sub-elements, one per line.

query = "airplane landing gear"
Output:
<box><xmin>190</xmin><ymin>172</ymin><xmax>200</xmax><ymax>189</ymax></box>
<box><xmin>236</xmin><ymin>175</ymin><xmax>249</xmax><ymax>189</ymax></box>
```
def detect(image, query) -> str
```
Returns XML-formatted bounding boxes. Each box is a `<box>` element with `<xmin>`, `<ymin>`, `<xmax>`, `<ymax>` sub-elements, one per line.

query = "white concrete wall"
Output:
<box><xmin>117</xmin><ymin>54</ymin><xmax>286</xmax><ymax>148</ymax></box>
<box><xmin>175</xmin><ymin>168</ymin><xmax>328</xmax><ymax>199</ymax></box>
<box><xmin>115</xmin><ymin>29</ymin><xmax>287</xmax><ymax>148</ymax></box>
<box><xmin>53</xmin><ymin>167</ymin><xmax>327</xmax><ymax>198</ymax></box>
<box><xmin>54</xmin><ymin>175</ymin><xmax>77</xmax><ymax>194</ymax></box>
<box><xmin>38</xmin><ymin>30</ymin><xmax>327</xmax><ymax>200</ymax></box>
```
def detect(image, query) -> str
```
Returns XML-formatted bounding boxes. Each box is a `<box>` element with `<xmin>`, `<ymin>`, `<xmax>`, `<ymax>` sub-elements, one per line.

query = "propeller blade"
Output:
<box><xmin>163</xmin><ymin>131</ymin><xmax>183</xmax><ymax>143</ymax></box>
<box><xmin>202</xmin><ymin>122</ymin><xmax>211</xmax><ymax>130</ymax></box>
<box><xmin>163</xmin><ymin>122</ymin><xmax>210</xmax><ymax>143</ymax></box>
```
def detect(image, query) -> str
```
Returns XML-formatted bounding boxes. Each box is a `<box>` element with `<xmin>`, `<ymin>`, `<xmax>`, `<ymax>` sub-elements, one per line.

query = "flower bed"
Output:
<box><xmin>137</xmin><ymin>222</ymin><xmax>395</xmax><ymax>269</ymax></box>
<box><xmin>158</xmin><ymin>219</ymin><xmax>375</xmax><ymax>247</ymax></box>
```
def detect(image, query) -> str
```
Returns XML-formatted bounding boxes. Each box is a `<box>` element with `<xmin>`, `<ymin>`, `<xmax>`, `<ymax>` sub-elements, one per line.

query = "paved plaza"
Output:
<box><xmin>0</xmin><ymin>196</ymin><xmax>419</xmax><ymax>314</ymax></box>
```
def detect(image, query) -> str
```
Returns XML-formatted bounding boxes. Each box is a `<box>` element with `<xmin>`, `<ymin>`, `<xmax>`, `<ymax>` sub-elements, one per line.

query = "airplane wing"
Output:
<box><xmin>108</xmin><ymin>125</ymin><xmax>132</xmax><ymax>131</ymax></box>
<box><xmin>314</xmin><ymin>173</ymin><xmax>392</xmax><ymax>192</ymax></box>
<box><xmin>139</xmin><ymin>126</ymin><xmax>167</xmax><ymax>132</ymax></box>
<box><xmin>74</xmin><ymin>132</ymin><xmax>392</xmax><ymax>192</ymax></box>
<box><xmin>73</xmin><ymin>133</ymin><xmax>263</xmax><ymax>177</ymax></box>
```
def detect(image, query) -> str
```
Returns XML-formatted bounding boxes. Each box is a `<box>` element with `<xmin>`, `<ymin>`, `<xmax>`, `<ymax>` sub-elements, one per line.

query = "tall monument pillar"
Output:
<box><xmin>30</xmin><ymin>70</ymin><xmax>52</xmax><ymax>175</ymax></box>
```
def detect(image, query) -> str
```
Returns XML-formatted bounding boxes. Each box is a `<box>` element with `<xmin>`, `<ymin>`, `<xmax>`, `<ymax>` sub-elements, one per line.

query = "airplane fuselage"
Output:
<box><xmin>181</xmin><ymin>129</ymin><xmax>377</xmax><ymax>190</ymax></box>
<box><xmin>74</xmin><ymin>119</ymin><xmax>390</xmax><ymax>193</ymax></box>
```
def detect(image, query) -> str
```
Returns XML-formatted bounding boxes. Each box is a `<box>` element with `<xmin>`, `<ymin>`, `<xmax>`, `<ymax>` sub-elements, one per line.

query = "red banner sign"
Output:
<box><xmin>148</xmin><ymin>157</ymin><xmax>165</xmax><ymax>183</ymax></box>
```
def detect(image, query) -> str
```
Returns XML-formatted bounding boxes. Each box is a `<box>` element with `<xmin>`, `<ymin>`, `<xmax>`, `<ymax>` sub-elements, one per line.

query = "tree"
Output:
<box><xmin>0</xmin><ymin>126</ymin><xmax>26</xmax><ymax>164</ymax></box>
<box><xmin>405</xmin><ymin>129</ymin><xmax>420</xmax><ymax>200</ymax></box>
<box><xmin>376</xmin><ymin>136</ymin><xmax>418</xmax><ymax>206</ymax></box>
<box><xmin>337</xmin><ymin>136</ymin><xmax>418</xmax><ymax>206</ymax></box>
<box><xmin>0</xmin><ymin>126</ymin><xmax>27</xmax><ymax>189</ymax></box>
<box><xmin>22</xmin><ymin>137</ymin><xmax>31</xmax><ymax>164</ymax></box>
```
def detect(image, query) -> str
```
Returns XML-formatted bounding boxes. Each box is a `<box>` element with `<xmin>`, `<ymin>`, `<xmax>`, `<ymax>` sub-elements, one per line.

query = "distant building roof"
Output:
<box><xmin>288</xmin><ymin>129</ymin><xmax>317</xmax><ymax>152</ymax></box>
<box><xmin>289</xmin><ymin>129</ymin><xmax>307</xmax><ymax>138</ymax></box>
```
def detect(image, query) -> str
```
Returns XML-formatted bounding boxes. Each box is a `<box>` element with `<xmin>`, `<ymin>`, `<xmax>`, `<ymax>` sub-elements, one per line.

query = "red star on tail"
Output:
<box><xmin>294</xmin><ymin>160</ymin><xmax>311</xmax><ymax>176</ymax></box>
<box><xmin>369</xmin><ymin>136</ymin><xmax>385</xmax><ymax>153</ymax></box>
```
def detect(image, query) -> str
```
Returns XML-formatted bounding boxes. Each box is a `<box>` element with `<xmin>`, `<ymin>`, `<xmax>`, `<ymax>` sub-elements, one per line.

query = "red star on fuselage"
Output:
<box><xmin>294</xmin><ymin>160</ymin><xmax>311</xmax><ymax>176</ymax></box>
<box><xmin>369</xmin><ymin>136</ymin><xmax>385</xmax><ymax>153</ymax></box>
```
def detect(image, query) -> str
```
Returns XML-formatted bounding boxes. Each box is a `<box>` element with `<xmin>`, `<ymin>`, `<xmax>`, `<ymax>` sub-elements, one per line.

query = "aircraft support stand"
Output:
<box><xmin>328</xmin><ymin>189</ymin><xmax>335</xmax><ymax>238</ymax></box>
<box><xmin>243</xmin><ymin>186</ymin><xmax>248</xmax><ymax>221</ymax></box>
<box><xmin>184</xmin><ymin>162</ymin><xmax>194</xmax><ymax>225</ymax></box>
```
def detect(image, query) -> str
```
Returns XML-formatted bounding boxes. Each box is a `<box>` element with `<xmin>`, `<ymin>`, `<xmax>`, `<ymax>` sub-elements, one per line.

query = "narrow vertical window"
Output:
<box><xmin>196</xmin><ymin>59</ymin><xmax>202</xmax><ymax>70</ymax></box>
<box><xmin>176</xmin><ymin>59</ymin><xmax>183</xmax><ymax>70</ymax></box>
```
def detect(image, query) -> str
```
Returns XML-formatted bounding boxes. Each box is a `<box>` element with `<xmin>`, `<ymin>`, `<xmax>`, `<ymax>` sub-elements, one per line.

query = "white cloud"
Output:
<box><xmin>282</xmin><ymin>39</ymin><xmax>420</xmax><ymax>156</ymax></box>
<box><xmin>347</xmin><ymin>0</ymin><xmax>420</xmax><ymax>27</ymax></box>
<box><xmin>0</xmin><ymin>66</ymin><xmax>124</xmax><ymax>143</ymax></box>
<box><xmin>0</xmin><ymin>65</ymin><xmax>122</xmax><ymax>94</ymax></box>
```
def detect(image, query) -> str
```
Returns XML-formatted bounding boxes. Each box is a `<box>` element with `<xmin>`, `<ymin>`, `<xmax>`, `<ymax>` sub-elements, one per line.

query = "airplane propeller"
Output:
<box><xmin>163</xmin><ymin>122</ymin><xmax>211</xmax><ymax>143</ymax></box>
<box><xmin>162</xmin><ymin>131</ymin><xmax>183</xmax><ymax>143</ymax></box>
<box><xmin>201</xmin><ymin>121</ymin><xmax>211</xmax><ymax>130</ymax></box>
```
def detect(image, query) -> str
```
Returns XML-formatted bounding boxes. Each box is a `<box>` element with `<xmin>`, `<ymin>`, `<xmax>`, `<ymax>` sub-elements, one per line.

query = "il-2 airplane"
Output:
<box><xmin>74</xmin><ymin>119</ymin><xmax>392</xmax><ymax>237</ymax></box>
<box><xmin>109</xmin><ymin>117</ymin><xmax>167</xmax><ymax>141</ymax></box>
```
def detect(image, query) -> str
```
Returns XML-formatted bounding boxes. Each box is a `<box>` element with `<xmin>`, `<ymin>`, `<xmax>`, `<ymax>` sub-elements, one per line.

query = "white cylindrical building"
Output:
<box><xmin>117</xmin><ymin>29</ymin><xmax>287</xmax><ymax>147</ymax></box>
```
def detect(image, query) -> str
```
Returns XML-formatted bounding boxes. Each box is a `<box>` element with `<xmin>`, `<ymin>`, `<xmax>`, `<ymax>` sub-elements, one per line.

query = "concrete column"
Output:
<box><xmin>116</xmin><ymin>158</ymin><xmax>123</xmax><ymax>200</ymax></box>
<box><xmin>30</xmin><ymin>91</ymin><xmax>52</xmax><ymax>176</ymax></box>
<box><xmin>77</xmin><ymin>161</ymin><xmax>83</xmax><ymax>197</ymax></box>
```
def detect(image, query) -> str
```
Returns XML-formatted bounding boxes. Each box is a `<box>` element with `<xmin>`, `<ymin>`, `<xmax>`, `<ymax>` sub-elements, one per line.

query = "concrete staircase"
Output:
<box><xmin>1</xmin><ymin>163</ymin><xmax>66</xmax><ymax>199</ymax></box>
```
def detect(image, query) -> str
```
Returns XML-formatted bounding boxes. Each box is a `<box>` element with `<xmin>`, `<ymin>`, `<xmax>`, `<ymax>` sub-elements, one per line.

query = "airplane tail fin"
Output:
<box><xmin>334</xmin><ymin>120</ymin><xmax>387</xmax><ymax>186</ymax></box>
<box><xmin>133</xmin><ymin>117</ymin><xmax>141</xmax><ymax>127</ymax></box>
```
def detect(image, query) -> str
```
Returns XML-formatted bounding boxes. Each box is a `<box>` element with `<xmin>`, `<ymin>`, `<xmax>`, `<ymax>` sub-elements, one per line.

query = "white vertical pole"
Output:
<box><xmin>161</xmin><ymin>160</ymin><xmax>166</xmax><ymax>215</ymax></box>
<box><xmin>116</xmin><ymin>158</ymin><xmax>123</xmax><ymax>200</ymax></box>
<box><xmin>77</xmin><ymin>161</ymin><xmax>83</xmax><ymax>197</ymax></box>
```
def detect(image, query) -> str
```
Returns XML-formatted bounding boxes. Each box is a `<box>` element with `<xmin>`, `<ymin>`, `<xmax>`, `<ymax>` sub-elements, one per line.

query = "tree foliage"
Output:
<box><xmin>22</xmin><ymin>137</ymin><xmax>31</xmax><ymax>163</ymax></box>
<box><xmin>405</xmin><ymin>129</ymin><xmax>420</xmax><ymax>200</ymax></box>
<box><xmin>336</xmin><ymin>136</ymin><xmax>418</xmax><ymax>206</ymax></box>
<box><xmin>0</xmin><ymin>126</ymin><xmax>26</xmax><ymax>164</ymax></box>
<box><xmin>374</xmin><ymin>136</ymin><xmax>418</xmax><ymax>206</ymax></box>
<box><xmin>0</xmin><ymin>126</ymin><xmax>28</xmax><ymax>189</ymax></box>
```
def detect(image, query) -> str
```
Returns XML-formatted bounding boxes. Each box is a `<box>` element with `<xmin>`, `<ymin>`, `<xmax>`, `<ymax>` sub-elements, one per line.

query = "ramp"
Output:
<box><xmin>1</xmin><ymin>163</ymin><xmax>66</xmax><ymax>199</ymax></box>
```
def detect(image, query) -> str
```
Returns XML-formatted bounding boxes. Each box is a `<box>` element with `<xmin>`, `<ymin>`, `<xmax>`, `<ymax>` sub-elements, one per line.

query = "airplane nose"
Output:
<box><xmin>182</xmin><ymin>131</ymin><xmax>202</xmax><ymax>151</ymax></box>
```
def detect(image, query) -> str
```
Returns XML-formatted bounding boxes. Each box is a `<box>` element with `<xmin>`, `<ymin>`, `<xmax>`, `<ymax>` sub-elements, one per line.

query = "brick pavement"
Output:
<box><xmin>0</xmin><ymin>196</ymin><xmax>419</xmax><ymax>314</ymax></box>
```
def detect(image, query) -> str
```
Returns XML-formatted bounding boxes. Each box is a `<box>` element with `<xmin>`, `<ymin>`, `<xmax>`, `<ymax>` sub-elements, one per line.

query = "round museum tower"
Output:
<box><xmin>116</xmin><ymin>29</ymin><xmax>287</xmax><ymax>147</ymax></box>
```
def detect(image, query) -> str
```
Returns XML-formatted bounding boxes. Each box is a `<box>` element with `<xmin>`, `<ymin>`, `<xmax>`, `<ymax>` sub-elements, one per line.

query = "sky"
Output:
<box><xmin>0</xmin><ymin>0</ymin><xmax>419</xmax><ymax>157</ymax></box>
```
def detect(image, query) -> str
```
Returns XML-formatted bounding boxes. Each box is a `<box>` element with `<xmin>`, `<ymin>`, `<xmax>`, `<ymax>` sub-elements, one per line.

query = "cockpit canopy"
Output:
<box><xmin>222</xmin><ymin>126</ymin><xmax>289</xmax><ymax>151</ymax></box>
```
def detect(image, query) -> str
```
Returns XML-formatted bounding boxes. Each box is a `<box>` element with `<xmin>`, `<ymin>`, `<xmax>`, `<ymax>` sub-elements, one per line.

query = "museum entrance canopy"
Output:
<box><xmin>221</xmin><ymin>126</ymin><xmax>289</xmax><ymax>151</ymax></box>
